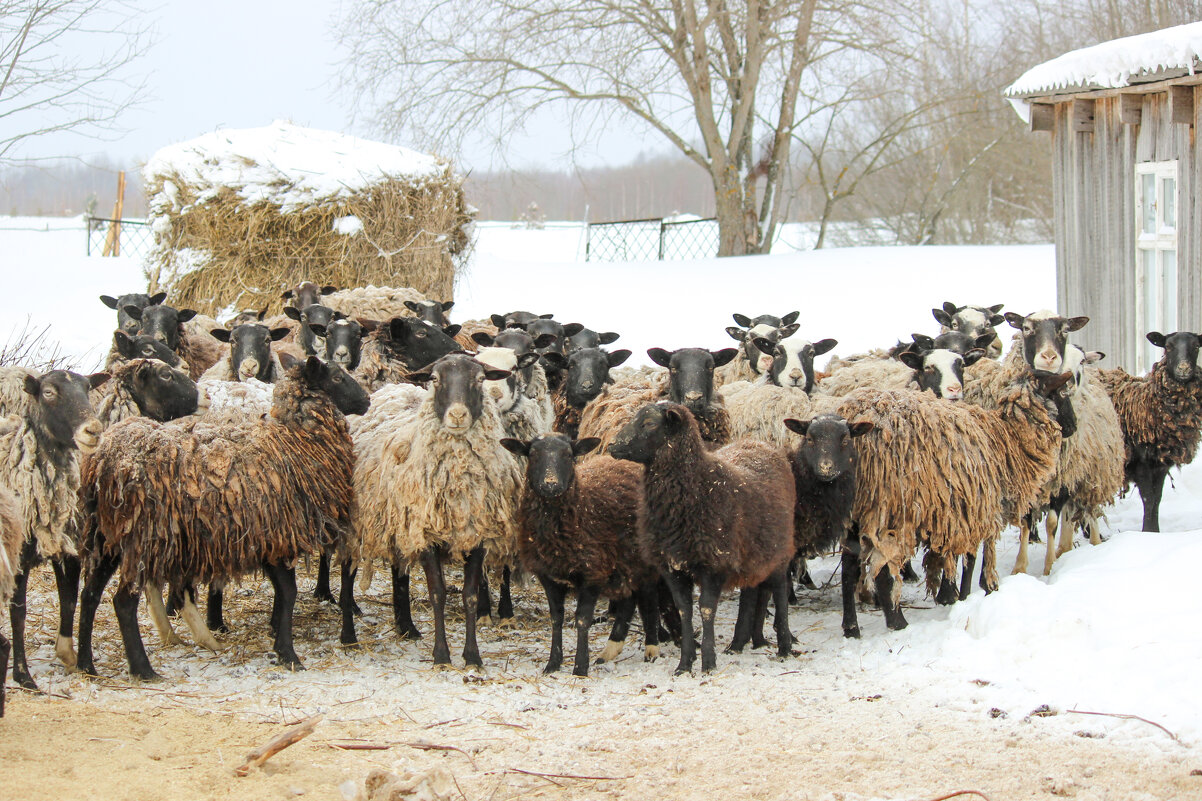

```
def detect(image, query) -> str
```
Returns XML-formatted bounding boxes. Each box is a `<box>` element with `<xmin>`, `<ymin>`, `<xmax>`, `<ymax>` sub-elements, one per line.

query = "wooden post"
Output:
<box><xmin>1170</xmin><ymin>85</ymin><xmax>1194</xmax><ymax>125</ymax></box>
<box><xmin>1072</xmin><ymin>99</ymin><xmax>1095</xmax><ymax>133</ymax></box>
<box><xmin>101</xmin><ymin>171</ymin><xmax>126</xmax><ymax>257</ymax></box>
<box><xmin>1119</xmin><ymin>94</ymin><xmax>1143</xmax><ymax>125</ymax></box>
<box><xmin>1029</xmin><ymin>103</ymin><xmax>1055</xmax><ymax>132</ymax></box>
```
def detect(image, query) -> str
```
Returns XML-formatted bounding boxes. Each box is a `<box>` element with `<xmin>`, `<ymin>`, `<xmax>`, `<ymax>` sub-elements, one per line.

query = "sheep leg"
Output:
<box><xmin>725</xmin><ymin>587</ymin><xmax>758</xmax><ymax>654</ymax></box>
<box><xmin>461</xmin><ymin>546</ymin><xmax>486</xmax><ymax>668</ymax></box>
<box><xmin>1134</xmin><ymin>462</ymin><xmax>1167</xmax><ymax>533</ymax></box>
<box><xmin>750</xmin><ymin>583</ymin><xmax>771</xmax><ymax>649</ymax></box>
<box><xmin>770</xmin><ymin>569</ymin><xmax>793</xmax><ymax>658</ymax></box>
<box><xmin>598</xmin><ymin>595</ymin><xmax>635</xmax><ymax>664</ymax></box>
<box><xmin>420</xmin><ymin>547</ymin><xmax>451</xmax><ymax>666</ymax></box>
<box><xmin>51</xmin><ymin>554</ymin><xmax>80</xmax><ymax>669</ymax></box>
<box><xmin>314</xmin><ymin>553</ymin><xmax>335</xmax><ymax>604</ymax></box>
<box><xmin>9</xmin><ymin>539</ymin><xmax>37</xmax><ymax>690</ymax></box>
<box><xmin>496</xmin><ymin>565</ymin><xmax>515</xmax><ymax>626</ymax></box>
<box><xmin>113</xmin><ymin>584</ymin><xmax>159</xmax><ymax>681</ymax></box>
<box><xmin>389</xmin><ymin>564</ymin><xmax>421</xmax><ymax>640</ymax></box>
<box><xmin>179</xmin><ymin>586</ymin><xmax>222</xmax><ymax>653</ymax></box>
<box><xmin>980</xmin><ymin>537</ymin><xmax>998</xmax><ymax>594</ymax></box>
<box><xmin>840</xmin><ymin>536</ymin><xmax>862</xmax><ymax>639</ymax></box>
<box><xmin>206</xmin><ymin>584</ymin><xmax>228</xmax><ymax>633</ymax></box>
<box><xmin>1087</xmin><ymin>516</ymin><xmax>1101</xmax><ymax>546</ymax></box>
<box><xmin>794</xmin><ymin>556</ymin><xmax>816</xmax><ymax>591</ymax></box>
<box><xmin>164</xmin><ymin>584</ymin><xmax>184</xmax><ymax>617</ymax></box>
<box><xmin>1055</xmin><ymin>508</ymin><xmax>1075</xmax><ymax>557</ymax></box>
<box><xmin>144</xmin><ymin>582</ymin><xmax>183</xmax><ymax>647</ymax></box>
<box><xmin>873</xmin><ymin>566</ymin><xmax>907</xmax><ymax>631</ymax></box>
<box><xmin>339</xmin><ymin>560</ymin><xmax>358</xmax><ymax>646</ymax></box>
<box><xmin>571</xmin><ymin>585</ymin><xmax>600</xmax><ymax>677</ymax></box>
<box><xmin>635</xmin><ymin>582</ymin><xmax>660</xmax><ymax>661</ymax></box>
<box><xmin>537</xmin><ymin>575</ymin><xmax>567</xmax><ymax>673</ymax></box>
<box><xmin>1012</xmin><ymin>514</ymin><xmax>1032</xmax><ymax>575</ymax></box>
<box><xmin>656</xmin><ymin>578</ymin><xmax>683</xmax><ymax>646</ymax></box>
<box><xmin>264</xmin><ymin>563</ymin><xmax>304</xmax><ymax>671</ymax></box>
<box><xmin>663</xmin><ymin>570</ymin><xmax>695</xmax><ymax>675</ymax></box>
<box><xmin>959</xmin><ymin>551</ymin><xmax>976</xmax><ymax>601</ymax></box>
<box><xmin>475</xmin><ymin>568</ymin><xmax>493</xmax><ymax>627</ymax></box>
<box><xmin>77</xmin><ymin>552</ymin><xmax>119</xmax><ymax>676</ymax></box>
<box><xmin>266</xmin><ymin>569</ymin><xmax>283</xmax><ymax>638</ymax></box>
<box><xmin>697</xmin><ymin>570</ymin><xmax>723</xmax><ymax>673</ymax></box>
<box><xmin>934</xmin><ymin>553</ymin><xmax>959</xmax><ymax>606</ymax></box>
<box><xmin>0</xmin><ymin>626</ymin><xmax>8</xmax><ymax>717</ymax></box>
<box><xmin>900</xmin><ymin>559</ymin><xmax>919</xmax><ymax>583</ymax></box>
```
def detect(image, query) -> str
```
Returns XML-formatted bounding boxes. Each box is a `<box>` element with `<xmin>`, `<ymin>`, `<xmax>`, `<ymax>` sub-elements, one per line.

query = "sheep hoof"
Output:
<box><xmin>572</xmin><ymin>667</ymin><xmax>589</xmax><ymax>678</ymax></box>
<box><xmin>843</xmin><ymin>626</ymin><xmax>861</xmax><ymax>639</ymax></box>
<box><xmin>397</xmin><ymin>626</ymin><xmax>422</xmax><ymax>641</ymax></box>
<box><xmin>131</xmin><ymin>669</ymin><xmax>162</xmax><ymax>683</ymax></box>
<box><xmin>644</xmin><ymin>645</ymin><xmax>660</xmax><ymax>662</ymax></box>
<box><xmin>476</xmin><ymin>615</ymin><xmax>492</xmax><ymax>628</ymax></box>
<box><xmin>340</xmin><ymin>633</ymin><xmax>359</xmax><ymax>647</ymax></box>
<box><xmin>751</xmin><ymin>638</ymin><xmax>769</xmax><ymax>650</ymax></box>
<box><xmin>280</xmin><ymin>659</ymin><xmax>305</xmax><ymax>672</ymax></box>
<box><xmin>314</xmin><ymin>589</ymin><xmax>336</xmax><ymax>604</ymax></box>
<box><xmin>597</xmin><ymin>640</ymin><xmax>624</xmax><ymax>663</ymax></box>
<box><xmin>495</xmin><ymin>616</ymin><xmax>517</xmax><ymax>630</ymax></box>
<box><xmin>160</xmin><ymin>632</ymin><xmax>185</xmax><ymax>647</ymax></box>
<box><xmin>723</xmin><ymin>645</ymin><xmax>744</xmax><ymax>655</ymax></box>
<box><xmin>543</xmin><ymin>663</ymin><xmax>560</xmax><ymax>674</ymax></box>
<box><xmin>673</xmin><ymin>664</ymin><xmax>691</xmax><ymax>677</ymax></box>
<box><xmin>15</xmin><ymin>673</ymin><xmax>37</xmax><ymax>691</ymax></box>
<box><xmin>55</xmin><ymin>636</ymin><xmax>78</xmax><ymax>669</ymax></box>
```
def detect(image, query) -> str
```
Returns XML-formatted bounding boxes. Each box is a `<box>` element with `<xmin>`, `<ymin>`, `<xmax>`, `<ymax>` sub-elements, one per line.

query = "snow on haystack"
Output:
<box><xmin>143</xmin><ymin>121</ymin><xmax>473</xmax><ymax>317</ymax></box>
<box><xmin>1007</xmin><ymin>21</ymin><xmax>1202</xmax><ymax>97</ymax></box>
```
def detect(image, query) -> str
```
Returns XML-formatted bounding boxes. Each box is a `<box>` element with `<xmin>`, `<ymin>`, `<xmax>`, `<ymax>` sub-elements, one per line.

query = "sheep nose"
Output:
<box><xmin>684</xmin><ymin>391</ymin><xmax>702</xmax><ymax>402</ymax></box>
<box><xmin>580</xmin><ymin>380</ymin><xmax>594</xmax><ymax>390</ymax></box>
<box><xmin>445</xmin><ymin>403</ymin><xmax>470</xmax><ymax>428</ymax></box>
<box><xmin>239</xmin><ymin>359</ymin><xmax>260</xmax><ymax>377</ymax></box>
<box><xmin>944</xmin><ymin>383</ymin><xmax>962</xmax><ymax>397</ymax></box>
<box><xmin>1178</xmin><ymin>360</ymin><xmax>1192</xmax><ymax>375</ymax></box>
<box><xmin>488</xmin><ymin>386</ymin><xmax>504</xmax><ymax>400</ymax></box>
<box><xmin>789</xmin><ymin>368</ymin><xmax>804</xmax><ymax>380</ymax></box>
<box><xmin>154</xmin><ymin>332</ymin><xmax>167</xmax><ymax>343</ymax></box>
<box><xmin>1037</xmin><ymin>348</ymin><xmax>1059</xmax><ymax>369</ymax></box>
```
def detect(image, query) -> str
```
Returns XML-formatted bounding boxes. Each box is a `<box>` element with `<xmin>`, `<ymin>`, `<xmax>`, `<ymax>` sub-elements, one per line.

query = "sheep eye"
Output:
<box><xmin>416</xmin><ymin>330</ymin><xmax>427</xmax><ymax>338</ymax></box>
<box><xmin>332</xmin><ymin>374</ymin><xmax>342</xmax><ymax>383</ymax></box>
<box><xmin>43</xmin><ymin>387</ymin><xmax>57</xmax><ymax>400</ymax></box>
<box><xmin>142</xmin><ymin>345</ymin><xmax>154</xmax><ymax>355</ymax></box>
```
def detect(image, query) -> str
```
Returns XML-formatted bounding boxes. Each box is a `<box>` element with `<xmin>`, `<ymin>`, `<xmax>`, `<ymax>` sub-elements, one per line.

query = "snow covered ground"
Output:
<box><xmin>4</xmin><ymin>215</ymin><xmax>1202</xmax><ymax>798</ymax></box>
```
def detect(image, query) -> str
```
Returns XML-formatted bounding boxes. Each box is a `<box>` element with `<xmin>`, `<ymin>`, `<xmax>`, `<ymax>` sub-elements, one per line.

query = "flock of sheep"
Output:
<box><xmin>1</xmin><ymin>282</ymin><xmax>1200</xmax><ymax>716</ymax></box>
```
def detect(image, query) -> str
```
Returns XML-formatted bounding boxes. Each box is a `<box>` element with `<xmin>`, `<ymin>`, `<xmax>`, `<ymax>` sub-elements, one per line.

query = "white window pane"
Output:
<box><xmin>1142</xmin><ymin>173</ymin><xmax>1157</xmax><ymax>234</ymax></box>
<box><xmin>1162</xmin><ymin>176</ymin><xmax>1177</xmax><ymax>232</ymax></box>
<box><xmin>1142</xmin><ymin>249</ymin><xmax>1157</xmax><ymax>370</ymax></box>
<box><xmin>1162</xmin><ymin>249</ymin><xmax>1178</xmax><ymax>333</ymax></box>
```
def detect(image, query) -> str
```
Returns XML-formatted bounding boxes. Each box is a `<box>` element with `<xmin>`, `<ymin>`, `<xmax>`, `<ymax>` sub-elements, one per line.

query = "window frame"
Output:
<box><xmin>1134</xmin><ymin>160</ymin><xmax>1179</xmax><ymax>372</ymax></box>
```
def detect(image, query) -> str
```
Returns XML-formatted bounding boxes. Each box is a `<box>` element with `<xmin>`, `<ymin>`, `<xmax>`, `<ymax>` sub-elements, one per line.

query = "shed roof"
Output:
<box><xmin>1006</xmin><ymin>21</ymin><xmax>1202</xmax><ymax>99</ymax></box>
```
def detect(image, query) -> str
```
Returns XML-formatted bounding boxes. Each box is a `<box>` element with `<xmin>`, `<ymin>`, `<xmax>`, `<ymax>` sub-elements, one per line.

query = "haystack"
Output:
<box><xmin>144</xmin><ymin>121</ymin><xmax>472</xmax><ymax>317</ymax></box>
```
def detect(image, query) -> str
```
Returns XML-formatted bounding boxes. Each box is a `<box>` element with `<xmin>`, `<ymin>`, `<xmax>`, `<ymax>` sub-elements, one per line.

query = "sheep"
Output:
<box><xmin>524</xmin><ymin>318</ymin><xmax>584</xmax><ymax>391</ymax></box>
<box><xmin>313</xmin><ymin>318</ymin><xmax>367</xmax><ymax>372</ymax></box>
<box><xmin>281</xmin><ymin>281</ymin><xmax>337</xmax><ymax>309</ymax></box>
<box><xmin>501</xmin><ymin>434</ymin><xmax>659</xmax><ymax>676</ymax></box>
<box><xmin>474</xmin><ymin>346</ymin><xmax>549</xmax><ymax>440</ymax></box>
<box><xmin>567</xmin><ymin>327</ymin><xmax>620</xmax><ymax>353</ymax></box>
<box><xmin>818</xmin><ymin>345</ymin><xmax>986</xmax><ymax>401</ymax></box>
<box><xmin>352</xmin><ymin>353</ymin><xmax>522</xmax><ymax>667</ymax></box>
<box><xmin>1095</xmin><ymin>331</ymin><xmax>1202</xmax><ymax>532</ymax></box>
<box><xmin>404</xmin><ymin>299</ymin><xmax>455</xmax><ymax>326</ymax></box>
<box><xmin>353</xmin><ymin>317</ymin><xmax>464</xmax><ymax>392</ymax></box>
<box><xmin>0</xmin><ymin>485</ymin><xmax>21</xmax><ymax>717</ymax></box>
<box><xmin>76</xmin><ymin>356</ymin><xmax>370</xmax><ymax>678</ymax></box>
<box><xmin>608</xmin><ymin>402</ymin><xmax>796</xmax><ymax>674</ymax></box>
<box><xmin>324</xmin><ymin>284</ymin><xmax>428</xmax><ymax>322</ymax></box>
<box><xmin>99</xmin><ymin>291</ymin><xmax>167</xmax><ymax>335</ymax></box>
<box><xmin>227</xmin><ymin>307</ymin><xmax>268</xmax><ymax>327</ymax></box>
<box><xmin>1002</xmin><ymin>309</ymin><xmax>1090</xmax><ymax>373</ymax></box>
<box><xmin>834</xmin><ymin>370</ymin><xmax>1069</xmax><ymax>631</ymax></box>
<box><xmin>282</xmin><ymin>303</ymin><xmax>345</xmax><ymax>359</ymax></box>
<box><xmin>94</xmin><ymin>358</ymin><xmax>199</xmax><ymax>428</ymax></box>
<box><xmin>552</xmin><ymin>346</ymin><xmax>632</xmax><ymax>438</ymax></box>
<box><xmin>472</xmin><ymin>328</ymin><xmax>555</xmax><ymax>419</ymax></box>
<box><xmin>202</xmin><ymin>323</ymin><xmax>290</xmax><ymax>383</ymax></box>
<box><xmin>452</xmin><ymin>318</ymin><xmax>499</xmax><ymax>352</ymax></box>
<box><xmin>1</xmin><ymin>369</ymin><xmax>106</xmax><ymax>691</ymax></box>
<box><xmin>933</xmin><ymin>301</ymin><xmax>1006</xmax><ymax>358</ymax></box>
<box><xmin>716</xmin><ymin>320</ymin><xmax>800</xmax><ymax>387</ymax></box>
<box><xmin>124</xmin><ymin>301</ymin><xmax>224</xmax><ymax>381</ymax></box>
<box><xmin>103</xmin><ymin>330</ymin><xmax>188</xmax><ymax>375</ymax></box>
<box><xmin>491</xmin><ymin>310</ymin><xmax>553</xmax><ymax>330</ymax></box>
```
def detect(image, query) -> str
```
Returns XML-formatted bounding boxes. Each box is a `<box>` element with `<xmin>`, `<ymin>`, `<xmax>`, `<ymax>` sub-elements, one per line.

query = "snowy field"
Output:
<box><xmin>3</xmin><ymin>216</ymin><xmax>1202</xmax><ymax>799</ymax></box>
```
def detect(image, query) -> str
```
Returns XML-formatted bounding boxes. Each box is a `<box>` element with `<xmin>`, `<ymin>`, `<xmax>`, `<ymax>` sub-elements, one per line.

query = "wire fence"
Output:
<box><xmin>585</xmin><ymin>217</ymin><xmax>719</xmax><ymax>261</ymax></box>
<box><xmin>86</xmin><ymin>216</ymin><xmax>155</xmax><ymax>260</ymax></box>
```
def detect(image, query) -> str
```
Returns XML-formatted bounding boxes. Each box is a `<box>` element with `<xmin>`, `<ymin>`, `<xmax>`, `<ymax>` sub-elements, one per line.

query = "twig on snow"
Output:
<box><xmin>1065</xmin><ymin>709</ymin><xmax>1180</xmax><ymax>743</ymax></box>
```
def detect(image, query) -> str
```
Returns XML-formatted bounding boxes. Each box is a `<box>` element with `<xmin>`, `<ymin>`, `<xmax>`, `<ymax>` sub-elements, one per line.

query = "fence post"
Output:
<box><xmin>585</xmin><ymin>222</ymin><xmax>591</xmax><ymax>262</ymax></box>
<box><xmin>101</xmin><ymin>171</ymin><xmax>126</xmax><ymax>257</ymax></box>
<box><xmin>658</xmin><ymin>220</ymin><xmax>666</xmax><ymax>260</ymax></box>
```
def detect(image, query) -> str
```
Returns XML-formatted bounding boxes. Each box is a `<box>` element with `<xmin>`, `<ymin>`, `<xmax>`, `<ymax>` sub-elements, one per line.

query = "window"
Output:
<box><xmin>1135</xmin><ymin>161</ymin><xmax>1178</xmax><ymax>372</ymax></box>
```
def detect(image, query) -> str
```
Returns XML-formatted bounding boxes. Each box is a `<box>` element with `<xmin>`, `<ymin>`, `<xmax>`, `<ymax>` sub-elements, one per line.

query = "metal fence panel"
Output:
<box><xmin>585</xmin><ymin>217</ymin><xmax>718</xmax><ymax>262</ymax></box>
<box><xmin>86</xmin><ymin>216</ymin><xmax>154</xmax><ymax>261</ymax></box>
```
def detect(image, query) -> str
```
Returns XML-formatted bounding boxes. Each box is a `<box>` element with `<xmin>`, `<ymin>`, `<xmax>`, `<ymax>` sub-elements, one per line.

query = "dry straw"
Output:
<box><xmin>146</xmin><ymin>164</ymin><xmax>473</xmax><ymax>318</ymax></box>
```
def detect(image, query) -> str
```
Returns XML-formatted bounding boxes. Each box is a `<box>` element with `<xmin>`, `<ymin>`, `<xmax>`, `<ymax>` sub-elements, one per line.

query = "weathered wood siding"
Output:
<box><xmin>1052</xmin><ymin>87</ymin><xmax>1199</xmax><ymax>372</ymax></box>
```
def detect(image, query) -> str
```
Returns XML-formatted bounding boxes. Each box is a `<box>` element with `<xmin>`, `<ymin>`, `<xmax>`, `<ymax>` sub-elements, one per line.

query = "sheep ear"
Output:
<box><xmin>388</xmin><ymin>318</ymin><xmax>410</xmax><ymax>341</ymax></box>
<box><xmin>358</xmin><ymin>317</ymin><xmax>380</xmax><ymax>333</ymax></box>
<box><xmin>489</xmin><ymin>314</ymin><xmax>507</xmax><ymax>328</ymax></box>
<box><xmin>962</xmin><ymin>348</ymin><xmax>987</xmax><ymax>367</ymax></box>
<box><xmin>974</xmin><ymin>333</ymin><xmax>995</xmax><ymax>350</ymax></box>
<box><xmin>471</xmin><ymin>332</ymin><xmax>495</xmax><ymax>347</ymax></box>
<box><xmin>302</xmin><ymin>356</ymin><xmax>325</xmax><ymax>383</ymax></box>
<box><xmin>725</xmin><ymin>326</ymin><xmax>748</xmax><ymax>342</ymax></box>
<box><xmin>500</xmin><ymin>438</ymin><xmax>530</xmax><ymax>457</ymax></box>
<box><xmin>483</xmin><ymin>368</ymin><xmax>512</xmax><ymax>381</ymax></box>
<box><xmin>283</xmin><ymin>306</ymin><xmax>302</xmax><ymax>321</ymax></box>
<box><xmin>332</xmin><ymin>311</ymin><xmax>347</xmax><ymax>321</ymax></box>
<box><xmin>988</xmin><ymin>304</ymin><xmax>1004</xmax><ymax>313</ymax></box>
<box><xmin>538</xmin><ymin>313</ymin><xmax>555</xmax><ymax>319</ymax></box>
<box><xmin>899</xmin><ymin>351</ymin><xmax>924</xmax><ymax>370</ymax></box>
<box><xmin>177</xmin><ymin>309</ymin><xmax>197</xmax><ymax>323</ymax></box>
<box><xmin>100</xmin><ymin>294</ymin><xmax>119</xmax><ymax>310</ymax></box>
<box><xmin>403</xmin><ymin>300</ymin><xmax>421</xmax><ymax>313</ymax></box>
<box><xmin>662</xmin><ymin>405</ymin><xmax>684</xmax><ymax>427</ymax></box>
<box><xmin>123</xmin><ymin>304</ymin><xmax>143</xmax><ymax>321</ymax></box>
<box><xmin>563</xmin><ymin>323</ymin><xmax>584</xmax><ymax>337</ymax></box>
<box><xmin>989</xmin><ymin>313</ymin><xmax>1005</xmax><ymax>326</ymax></box>
<box><xmin>321</xmin><ymin>286</ymin><xmax>337</xmax><ymax>295</ymax></box>
<box><xmin>515</xmin><ymin>352</ymin><xmax>540</xmax><ymax>370</ymax></box>
<box><xmin>777</xmin><ymin>323</ymin><xmax>800</xmax><ymax>340</ymax></box>
<box><xmin>1147</xmin><ymin>331</ymin><xmax>1167</xmax><ymax>348</ymax></box>
<box><xmin>1004</xmin><ymin>312</ymin><xmax>1025</xmax><ymax>329</ymax></box>
<box><xmin>22</xmin><ymin>374</ymin><xmax>40</xmax><ymax>396</ymax></box>
<box><xmin>441</xmin><ymin>300</ymin><xmax>455</xmax><ymax>312</ymax></box>
<box><xmin>210</xmin><ymin>328</ymin><xmax>232</xmax><ymax>343</ymax></box>
<box><xmin>1085</xmin><ymin>350</ymin><xmax>1105</xmax><ymax>364</ymax></box>
<box><xmin>783</xmin><ymin>418</ymin><xmax>809</xmax><ymax>436</ymax></box>
<box><xmin>269</xmin><ymin>327</ymin><xmax>291</xmax><ymax>341</ymax></box>
<box><xmin>257</xmin><ymin>307</ymin><xmax>268</xmax><ymax>320</ymax></box>
<box><xmin>598</xmin><ymin>332</ymin><xmax>619</xmax><ymax>344</ymax></box>
<box><xmin>812</xmin><ymin>338</ymin><xmax>838</xmax><ymax>356</ymax></box>
<box><xmin>647</xmin><ymin>348</ymin><xmax>673</xmax><ymax>367</ymax></box>
<box><xmin>406</xmin><ymin>370</ymin><xmax>433</xmax><ymax>384</ymax></box>
<box><xmin>752</xmin><ymin>337</ymin><xmax>776</xmax><ymax>356</ymax></box>
<box><xmin>532</xmin><ymin>333</ymin><xmax>557</xmax><ymax>349</ymax></box>
<box><xmin>278</xmin><ymin>351</ymin><xmax>300</xmax><ymax>370</ymax></box>
<box><xmin>932</xmin><ymin>308</ymin><xmax>953</xmax><ymax>327</ymax></box>
<box><xmin>281</xmin><ymin>289</ymin><xmax>295</xmax><ymax>299</ymax></box>
<box><xmin>943</xmin><ymin>301</ymin><xmax>959</xmax><ymax>315</ymax></box>
<box><xmin>443</xmin><ymin>324</ymin><xmax>462</xmax><ymax>338</ymax></box>
<box><xmin>607</xmin><ymin>349</ymin><xmax>632</xmax><ymax>368</ymax></box>
<box><xmin>910</xmin><ymin>333</ymin><xmax>935</xmax><ymax>350</ymax></box>
<box><xmin>88</xmin><ymin>372</ymin><xmax>111</xmax><ymax>390</ymax></box>
<box><xmin>113</xmin><ymin>329</ymin><xmax>136</xmax><ymax>358</ymax></box>
<box><xmin>849</xmin><ymin>421</ymin><xmax>875</xmax><ymax>437</ymax></box>
<box><xmin>308</xmin><ymin>324</ymin><xmax>328</xmax><ymax>339</ymax></box>
<box><xmin>711</xmin><ymin>348</ymin><xmax>738</xmax><ymax>367</ymax></box>
<box><xmin>573</xmin><ymin>437</ymin><xmax>601</xmax><ymax>457</ymax></box>
<box><xmin>149</xmin><ymin>292</ymin><xmax>168</xmax><ymax>306</ymax></box>
<box><xmin>732</xmin><ymin>313</ymin><xmax>752</xmax><ymax>328</ymax></box>
<box><xmin>540</xmin><ymin>353</ymin><xmax>567</xmax><ymax>370</ymax></box>
<box><xmin>780</xmin><ymin>311</ymin><xmax>800</xmax><ymax>326</ymax></box>
<box><xmin>1065</xmin><ymin>316</ymin><xmax>1089</xmax><ymax>332</ymax></box>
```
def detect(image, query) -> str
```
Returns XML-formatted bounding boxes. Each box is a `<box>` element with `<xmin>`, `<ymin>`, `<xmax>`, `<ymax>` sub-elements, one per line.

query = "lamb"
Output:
<box><xmin>933</xmin><ymin>301</ymin><xmax>1006</xmax><ymax>358</ymax></box>
<box><xmin>608</xmin><ymin>402</ymin><xmax>796</xmax><ymax>674</ymax></box>
<box><xmin>0</xmin><ymin>486</ymin><xmax>22</xmax><ymax>716</ymax></box>
<box><xmin>1002</xmin><ymin>309</ymin><xmax>1090</xmax><ymax>373</ymax></box>
<box><xmin>474</xmin><ymin>346</ymin><xmax>549</xmax><ymax>440</ymax></box>
<box><xmin>577</xmin><ymin>347</ymin><xmax>736</xmax><ymax>454</ymax></box>
<box><xmin>1</xmin><ymin>369</ymin><xmax>106</xmax><ymax>691</ymax></box>
<box><xmin>501</xmin><ymin>434</ymin><xmax>659</xmax><ymax>676</ymax></box>
<box><xmin>76</xmin><ymin>356</ymin><xmax>370</xmax><ymax>678</ymax></box>
<box><xmin>1095</xmin><ymin>331</ymin><xmax>1202</xmax><ymax>532</ymax></box>
<box><xmin>552</xmin><ymin>346</ymin><xmax>632</xmax><ymax>438</ymax></box>
<box><xmin>716</xmin><ymin>320</ymin><xmax>800</xmax><ymax>387</ymax></box>
<box><xmin>834</xmin><ymin>370</ymin><xmax>1069</xmax><ymax>631</ymax></box>
<box><xmin>352</xmin><ymin>353</ymin><xmax>522</xmax><ymax>667</ymax></box>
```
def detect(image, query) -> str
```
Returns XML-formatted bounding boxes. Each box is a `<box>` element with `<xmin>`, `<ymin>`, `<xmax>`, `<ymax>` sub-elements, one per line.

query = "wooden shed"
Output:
<box><xmin>1006</xmin><ymin>22</ymin><xmax>1202</xmax><ymax>372</ymax></box>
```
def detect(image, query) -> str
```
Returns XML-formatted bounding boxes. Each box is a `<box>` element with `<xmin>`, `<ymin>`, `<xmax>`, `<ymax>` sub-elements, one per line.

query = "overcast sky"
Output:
<box><xmin>19</xmin><ymin>1</ymin><xmax>653</xmax><ymax>172</ymax></box>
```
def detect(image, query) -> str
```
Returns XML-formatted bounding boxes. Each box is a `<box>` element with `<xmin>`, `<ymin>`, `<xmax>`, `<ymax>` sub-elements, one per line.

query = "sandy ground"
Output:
<box><xmin>2</xmin><ymin>542</ymin><xmax>1200</xmax><ymax>801</ymax></box>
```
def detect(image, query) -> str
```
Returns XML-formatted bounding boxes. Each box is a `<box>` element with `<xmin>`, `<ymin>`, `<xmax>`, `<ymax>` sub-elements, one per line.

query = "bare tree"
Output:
<box><xmin>339</xmin><ymin>0</ymin><xmax>898</xmax><ymax>256</ymax></box>
<box><xmin>0</xmin><ymin>1</ymin><xmax>148</xmax><ymax>165</ymax></box>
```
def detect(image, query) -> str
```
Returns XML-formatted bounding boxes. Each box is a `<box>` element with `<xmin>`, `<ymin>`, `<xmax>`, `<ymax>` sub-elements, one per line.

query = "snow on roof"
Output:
<box><xmin>1006</xmin><ymin>21</ymin><xmax>1202</xmax><ymax>97</ymax></box>
<box><xmin>144</xmin><ymin>121</ymin><xmax>446</xmax><ymax>213</ymax></box>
